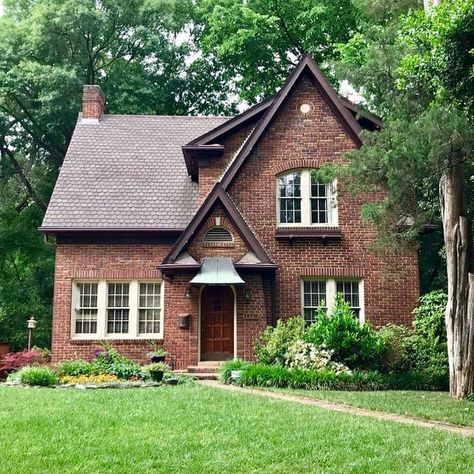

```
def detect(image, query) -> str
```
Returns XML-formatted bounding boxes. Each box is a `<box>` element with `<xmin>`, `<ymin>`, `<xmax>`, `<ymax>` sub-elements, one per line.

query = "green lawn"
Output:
<box><xmin>268</xmin><ymin>388</ymin><xmax>474</xmax><ymax>427</ymax></box>
<box><xmin>1</xmin><ymin>384</ymin><xmax>473</xmax><ymax>473</ymax></box>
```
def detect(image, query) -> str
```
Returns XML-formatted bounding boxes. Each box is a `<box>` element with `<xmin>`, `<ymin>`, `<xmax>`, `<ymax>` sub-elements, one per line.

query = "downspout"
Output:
<box><xmin>271</xmin><ymin>273</ymin><xmax>277</xmax><ymax>327</ymax></box>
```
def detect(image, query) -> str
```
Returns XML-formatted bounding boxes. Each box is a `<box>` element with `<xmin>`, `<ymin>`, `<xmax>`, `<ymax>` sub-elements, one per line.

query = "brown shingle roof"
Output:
<box><xmin>41</xmin><ymin>114</ymin><xmax>230</xmax><ymax>231</ymax></box>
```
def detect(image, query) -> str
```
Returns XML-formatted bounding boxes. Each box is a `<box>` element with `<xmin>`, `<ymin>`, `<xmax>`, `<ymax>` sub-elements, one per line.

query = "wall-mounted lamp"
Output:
<box><xmin>245</xmin><ymin>289</ymin><xmax>251</xmax><ymax>302</ymax></box>
<box><xmin>185</xmin><ymin>287</ymin><xmax>192</xmax><ymax>299</ymax></box>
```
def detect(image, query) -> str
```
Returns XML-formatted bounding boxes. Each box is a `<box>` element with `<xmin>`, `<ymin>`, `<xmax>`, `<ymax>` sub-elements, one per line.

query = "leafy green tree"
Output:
<box><xmin>335</xmin><ymin>0</ymin><xmax>474</xmax><ymax>397</ymax></box>
<box><xmin>194</xmin><ymin>0</ymin><xmax>360</xmax><ymax>103</ymax></box>
<box><xmin>0</xmin><ymin>0</ymin><xmax>236</xmax><ymax>349</ymax></box>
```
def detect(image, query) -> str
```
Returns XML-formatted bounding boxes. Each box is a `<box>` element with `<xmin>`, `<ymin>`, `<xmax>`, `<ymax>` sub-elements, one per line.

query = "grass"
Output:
<box><xmin>0</xmin><ymin>384</ymin><xmax>473</xmax><ymax>473</ymax></box>
<box><xmin>268</xmin><ymin>388</ymin><xmax>474</xmax><ymax>427</ymax></box>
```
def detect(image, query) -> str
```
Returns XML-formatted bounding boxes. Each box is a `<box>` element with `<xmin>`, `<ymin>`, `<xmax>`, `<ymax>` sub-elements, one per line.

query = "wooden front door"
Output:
<box><xmin>201</xmin><ymin>286</ymin><xmax>234</xmax><ymax>360</ymax></box>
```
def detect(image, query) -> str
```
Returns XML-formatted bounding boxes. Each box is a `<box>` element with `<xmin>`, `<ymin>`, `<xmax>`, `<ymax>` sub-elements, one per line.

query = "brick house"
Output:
<box><xmin>41</xmin><ymin>55</ymin><xmax>419</xmax><ymax>369</ymax></box>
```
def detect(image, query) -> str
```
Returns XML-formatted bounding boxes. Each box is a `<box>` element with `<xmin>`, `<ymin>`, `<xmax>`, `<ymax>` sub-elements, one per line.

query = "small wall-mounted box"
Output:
<box><xmin>178</xmin><ymin>313</ymin><xmax>191</xmax><ymax>329</ymax></box>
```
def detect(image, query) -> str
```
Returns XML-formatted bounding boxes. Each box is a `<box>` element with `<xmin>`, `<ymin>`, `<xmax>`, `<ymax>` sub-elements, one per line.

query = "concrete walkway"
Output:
<box><xmin>199</xmin><ymin>380</ymin><xmax>474</xmax><ymax>437</ymax></box>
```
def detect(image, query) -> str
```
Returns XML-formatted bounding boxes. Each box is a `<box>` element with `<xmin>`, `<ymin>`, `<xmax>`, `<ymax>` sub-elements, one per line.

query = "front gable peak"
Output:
<box><xmin>220</xmin><ymin>54</ymin><xmax>364</xmax><ymax>190</ymax></box>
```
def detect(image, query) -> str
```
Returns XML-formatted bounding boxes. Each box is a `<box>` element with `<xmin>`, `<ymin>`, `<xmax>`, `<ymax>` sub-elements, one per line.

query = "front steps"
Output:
<box><xmin>175</xmin><ymin>361</ymin><xmax>222</xmax><ymax>381</ymax></box>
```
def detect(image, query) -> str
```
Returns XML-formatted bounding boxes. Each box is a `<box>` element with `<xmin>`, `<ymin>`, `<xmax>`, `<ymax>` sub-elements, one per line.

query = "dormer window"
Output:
<box><xmin>277</xmin><ymin>170</ymin><xmax>337</xmax><ymax>227</ymax></box>
<box><xmin>204</xmin><ymin>226</ymin><xmax>233</xmax><ymax>243</ymax></box>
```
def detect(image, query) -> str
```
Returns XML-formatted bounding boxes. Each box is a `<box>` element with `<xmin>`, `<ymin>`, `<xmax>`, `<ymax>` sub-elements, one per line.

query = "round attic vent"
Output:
<box><xmin>300</xmin><ymin>103</ymin><xmax>311</xmax><ymax>114</ymax></box>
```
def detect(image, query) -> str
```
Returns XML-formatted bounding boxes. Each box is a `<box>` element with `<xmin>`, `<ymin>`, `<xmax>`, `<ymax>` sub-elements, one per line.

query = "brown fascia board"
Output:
<box><xmin>220</xmin><ymin>54</ymin><xmax>365</xmax><ymax>190</ymax></box>
<box><xmin>157</xmin><ymin>262</ymin><xmax>277</xmax><ymax>276</ymax></box>
<box><xmin>339</xmin><ymin>97</ymin><xmax>382</xmax><ymax>129</ymax></box>
<box><xmin>235</xmin><ymin>263</ymin><xmax>278</xmax><ymax>272</ymax></box>
<box><xmin>182</xmin><ymin>144</ymin><xmax>225</xmax><ymax>179</ymax></box>
<box><xmin>157</xmin><ymin>263</ymin><xmax>202</xmax><ymax>274</ymax></box>
<box><xmin>39</xmin><ymin>227</ymin><xmax>184</xmax><ymax>237</ymax></box>
<box><xmin>187</xmin><ymin>98</ymin><xmax>273</xmax><ymax>147</ymax></box>
<box><xmin>162</xmin><ymin>185</ymin><xmax>273</xmax><ymax>265</ymax></box>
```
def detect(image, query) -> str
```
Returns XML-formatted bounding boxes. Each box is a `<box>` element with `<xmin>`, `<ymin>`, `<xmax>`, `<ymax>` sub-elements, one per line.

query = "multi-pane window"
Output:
<box><xmin>301</xmin><ymin>279</ymin><xmax>363</xmax><ymax>322</ymax></box>
<box><xmin>75</xmin><ymin>283</ymin><xmax>98</xmax><ymax>334</ymax></box>
<box><xmin>337</xmin><ymin>281</ymin><xmax>361</xmax><ymax>319</ymax></box>
<box><xmin>278</xmin><ymin>172</ymin><xmax>302</xmax><ymax>224</ymax></box>
<box><xmin>107</xmin><ymin>283</ymin><xmax>130</xmax><ymax>334</ymax></box>
<box><xmin>277</xmin><ymin>170</ymin><xmax>337</xmax><ymax>226</ymax></box>
<box><xmin>302</xmin><ymin>280</ymin><xmax>326</xmax><ymax>324</ymax></box>
<box><xmin>139</xmin><ymin>283</ymin><xmax>162</xmax><ymax>334</ymax></box>
<box><xmin>311</xmin><ymin>177</ymin><xmax>332</xmax><ymax>224</ymax></box>
<box><xmin>73</xmin><ymin>280</ymin><xmax>163</xmax><ymax>339</ymax></box>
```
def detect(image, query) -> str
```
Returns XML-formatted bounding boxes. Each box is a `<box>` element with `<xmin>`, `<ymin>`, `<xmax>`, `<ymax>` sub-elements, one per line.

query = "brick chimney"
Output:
<box><xmin>82</xmin><ymin>85</ymin><xmax>105</xmax><ymax>121</ymax></box>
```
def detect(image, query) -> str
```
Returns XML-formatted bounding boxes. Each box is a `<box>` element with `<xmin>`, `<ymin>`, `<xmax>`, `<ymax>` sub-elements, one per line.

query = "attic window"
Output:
<box><xmin>204</xmin><ymin>226</ymin><xmax>233</xmax><ymax>244</ymax></box>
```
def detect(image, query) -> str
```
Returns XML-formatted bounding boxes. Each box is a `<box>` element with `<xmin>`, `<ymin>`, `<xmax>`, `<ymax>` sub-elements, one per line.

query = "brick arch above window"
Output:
<box><xmin>273</xmin><ymin>159</ymin><xmax>326</xmax><ymax>176</ymax></box>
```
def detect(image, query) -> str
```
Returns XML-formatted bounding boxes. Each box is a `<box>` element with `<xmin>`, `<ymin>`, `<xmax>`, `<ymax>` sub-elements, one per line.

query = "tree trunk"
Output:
<box><xmin>440</xmin><ymin>165</ymin><xmax>474</xmax><ymax>398</ymax></box>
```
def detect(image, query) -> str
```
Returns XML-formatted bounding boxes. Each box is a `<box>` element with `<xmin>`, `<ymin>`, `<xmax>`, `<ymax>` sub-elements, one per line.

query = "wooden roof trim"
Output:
<box><xmin>187</xmin><ymin>98</ymin><xmax>273</xmax><ymax>146</ymax></box>
<box><xmin>162</xmin><ymin>185</ymin><xmax>273</xmax><ymax>264</ymax></box>
<box><xmin>220</xmin><ymin>54</ymin><xmax>364</xmax><ymax>190</ymax></box>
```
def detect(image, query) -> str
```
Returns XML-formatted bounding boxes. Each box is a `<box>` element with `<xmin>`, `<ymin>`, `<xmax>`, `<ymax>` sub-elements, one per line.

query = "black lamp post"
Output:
<box><xmin>27</xmin><ymin>317</ymin><xmax>37</xmax><ymax>350</ymax></box>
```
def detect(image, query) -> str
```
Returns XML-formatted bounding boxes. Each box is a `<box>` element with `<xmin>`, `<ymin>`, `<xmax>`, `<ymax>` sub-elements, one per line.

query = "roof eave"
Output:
<box><xmin>39</xmin><ymin>227</ymin><xmax>184</xmax><ymax>237</ymax></box>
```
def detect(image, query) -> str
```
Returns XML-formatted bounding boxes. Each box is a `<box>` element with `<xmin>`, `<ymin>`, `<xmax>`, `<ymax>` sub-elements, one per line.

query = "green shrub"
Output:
<box><xmin>238</xmin><ymin>363</ymin><xmax>385</xmax><ymax>391</ymax></box>
<box><xmin>304</xmin><ymin>295</ymin><xmax>386</xmax><ymax>370</ymax></box>
<box><xmin>466</xmin><ymin>392</ymin><xmax>474</xmax><ymax>402</ymax></box>
<box><xmin>18</xmin><ymin>366</ymin><xmax>58</xmax><ymax>386</ymax></box>
<box><xmin>237</xmin><ymin>363</ymin><xmax>447</xmax><ymax>391</ymax></box>
<box><xmin>90</xmin><ymin>347</ymin><xmax>144</xmax><ymax>380</ymax></box>
<box><xmin>412</xmin><ymin>290</ymin><xmax>447</xmax><ymax>342</ymax></box>
<box><xmin>378</xmin><ymin>324</ymin><xmax>411</xmax><ymax>372</ymax></box>
<box><xmin>56</xmin><ymin>359</ymin><xmax>92</xmax><ymax>377</ymax></box>
<box><xmin>254</xmin><ymin>317</ymin><xmax>305</xmax><ymax>365</ymax></box>
<box><xmin>406</xmin><ymin>290</ymin><xmax>448</xmax><ymax>373</ymax></box>
<box><xmin>218</xmin><ymin>359</ymin><xmax>249</xmax><ymax>383</ymax></box>
<box><xmin>382</xmin><ymin>367</ymin><xmax>448</xmax><ymax>391</ymax></box>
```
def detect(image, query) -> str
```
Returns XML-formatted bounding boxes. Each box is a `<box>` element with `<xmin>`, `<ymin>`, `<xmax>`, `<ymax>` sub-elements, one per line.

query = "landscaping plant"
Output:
<box><xmin>218</xmin><ymin>359</ymin><xmax>250</xmax><ymax>383</ymax></box>
<box><xmin>59</xmin><ymin>374</ymin><xmax>119</xmax><ymax>385</ymax></box>
<box><xmin>0</xmin><ymin>348</ymin><xmax>50</xmax><ymax>372</ymax></box>
<box><xmin>143</xmin><ymin>362</ymin><xmax>170</xmax><ymax>382</ymax></box>
<box><xmin>303</xmin><ymin>295</ymin><xmax>386</xmax><ymax>370</ymax></box>
<box><xmin>18</xmin><ymin>366</ymin><xmax>58</xmax><ymax>386</ymax></box>
<box><xmin>90</xmin><ymin>346</ymin><xmax>144</xmax><ymax>380</ymax></box>
<box><xmin>253</xmin><ymin>317</ymin><xmax>305</xmax><ymax>365</ymax></box>
<box><xmin>56</xmin><ymin>359</ymin><xmax>93</xmax><ymax>377</ymax></box>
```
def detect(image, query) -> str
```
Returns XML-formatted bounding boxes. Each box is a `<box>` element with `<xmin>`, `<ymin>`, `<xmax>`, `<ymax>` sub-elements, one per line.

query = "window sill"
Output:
<box><xmin>203</xmin><ymin>241</ymin><xmax>235</xmax><ymax>248</ymax></box>
<box><xmin>70</xmin><ymin>336</ymin><xmax>163</xmax><ymax>343</ymax></box>
<box><xmin>275</xmin><ymin>228</ymin><xmax>342</xmax><ymax>241</ymax></box>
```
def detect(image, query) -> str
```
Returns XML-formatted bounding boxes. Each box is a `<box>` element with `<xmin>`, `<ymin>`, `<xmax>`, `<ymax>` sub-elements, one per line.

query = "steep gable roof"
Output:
<box><xmin>162</xmin><ymin>185</ymin><xmax>273</xmax><ymax>265</ymax></box>
<box><xmin>220</xmin><ymin>54</ymin><xmax>365</xmax><ymax>189</ymax></box>
<box><xmin>41</xmin><ymin>115</ymin><xmax>229</xmax><ymax>233</ymax></box>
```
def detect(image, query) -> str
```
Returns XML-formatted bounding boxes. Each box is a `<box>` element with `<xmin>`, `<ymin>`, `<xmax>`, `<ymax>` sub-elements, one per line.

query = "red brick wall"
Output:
<box><xmin>198</xmin><ymin>123</ymin><xmax>255</xmax><ymax>204</ymax></box>
<box><xmin>228</xmin><ymin>74</ymin><xmax>419</xmax><ymax>326</ymax></box>
<box><xmin>82</xmin><ymin>85</ymin><xmax>105</xmax><ymax>119</ymax></box>
<box><xmin>188</xmin><ymin>205</ymin><xmax>249</xmax><ymax>261</ymax></box>
<box><xmin>52</xmin><ymin>243</ymin><xmax>267</xmax><ymax>368</ymax></box>
<box><xmin>51</xmin><ymin>72</ymin><xmax>419</xmax><ymax>366</ymax></box>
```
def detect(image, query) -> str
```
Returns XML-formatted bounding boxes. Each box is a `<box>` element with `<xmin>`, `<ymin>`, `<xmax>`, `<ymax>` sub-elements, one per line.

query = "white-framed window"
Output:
<box><xmin>301</xmin><ymin>278</ymin><xmax>364</xmax><ymax>323</ymax></box>
<box><xmin>107</xmin><ymin>283</ymin><xmax>130</xmax><ymax>334</ymax></box>
<box><xmin>138</xmin><ymin>282</ymin><xmax>162</xmax><ymax>335</ymax></box>
<box><xmin>74</xmin><ymin>282</ymin><xmax>98</xmax><ymax>334</ymax></box>
<box><xmin>71</xmin><ymin>280</ymin><xmax>164</xmax><ymax>340</ymax></box>
<box><xmin>277</xmin><ymin>169</ymin><xmax>337</xmax><ymax>226</ymax></box>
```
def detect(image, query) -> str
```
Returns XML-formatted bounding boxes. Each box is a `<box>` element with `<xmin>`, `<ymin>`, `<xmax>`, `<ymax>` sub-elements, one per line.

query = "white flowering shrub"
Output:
<box><xmin>284</xmin><ymin>340</ymin><xmax>352</xmax><ymax>375</ymax></box>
